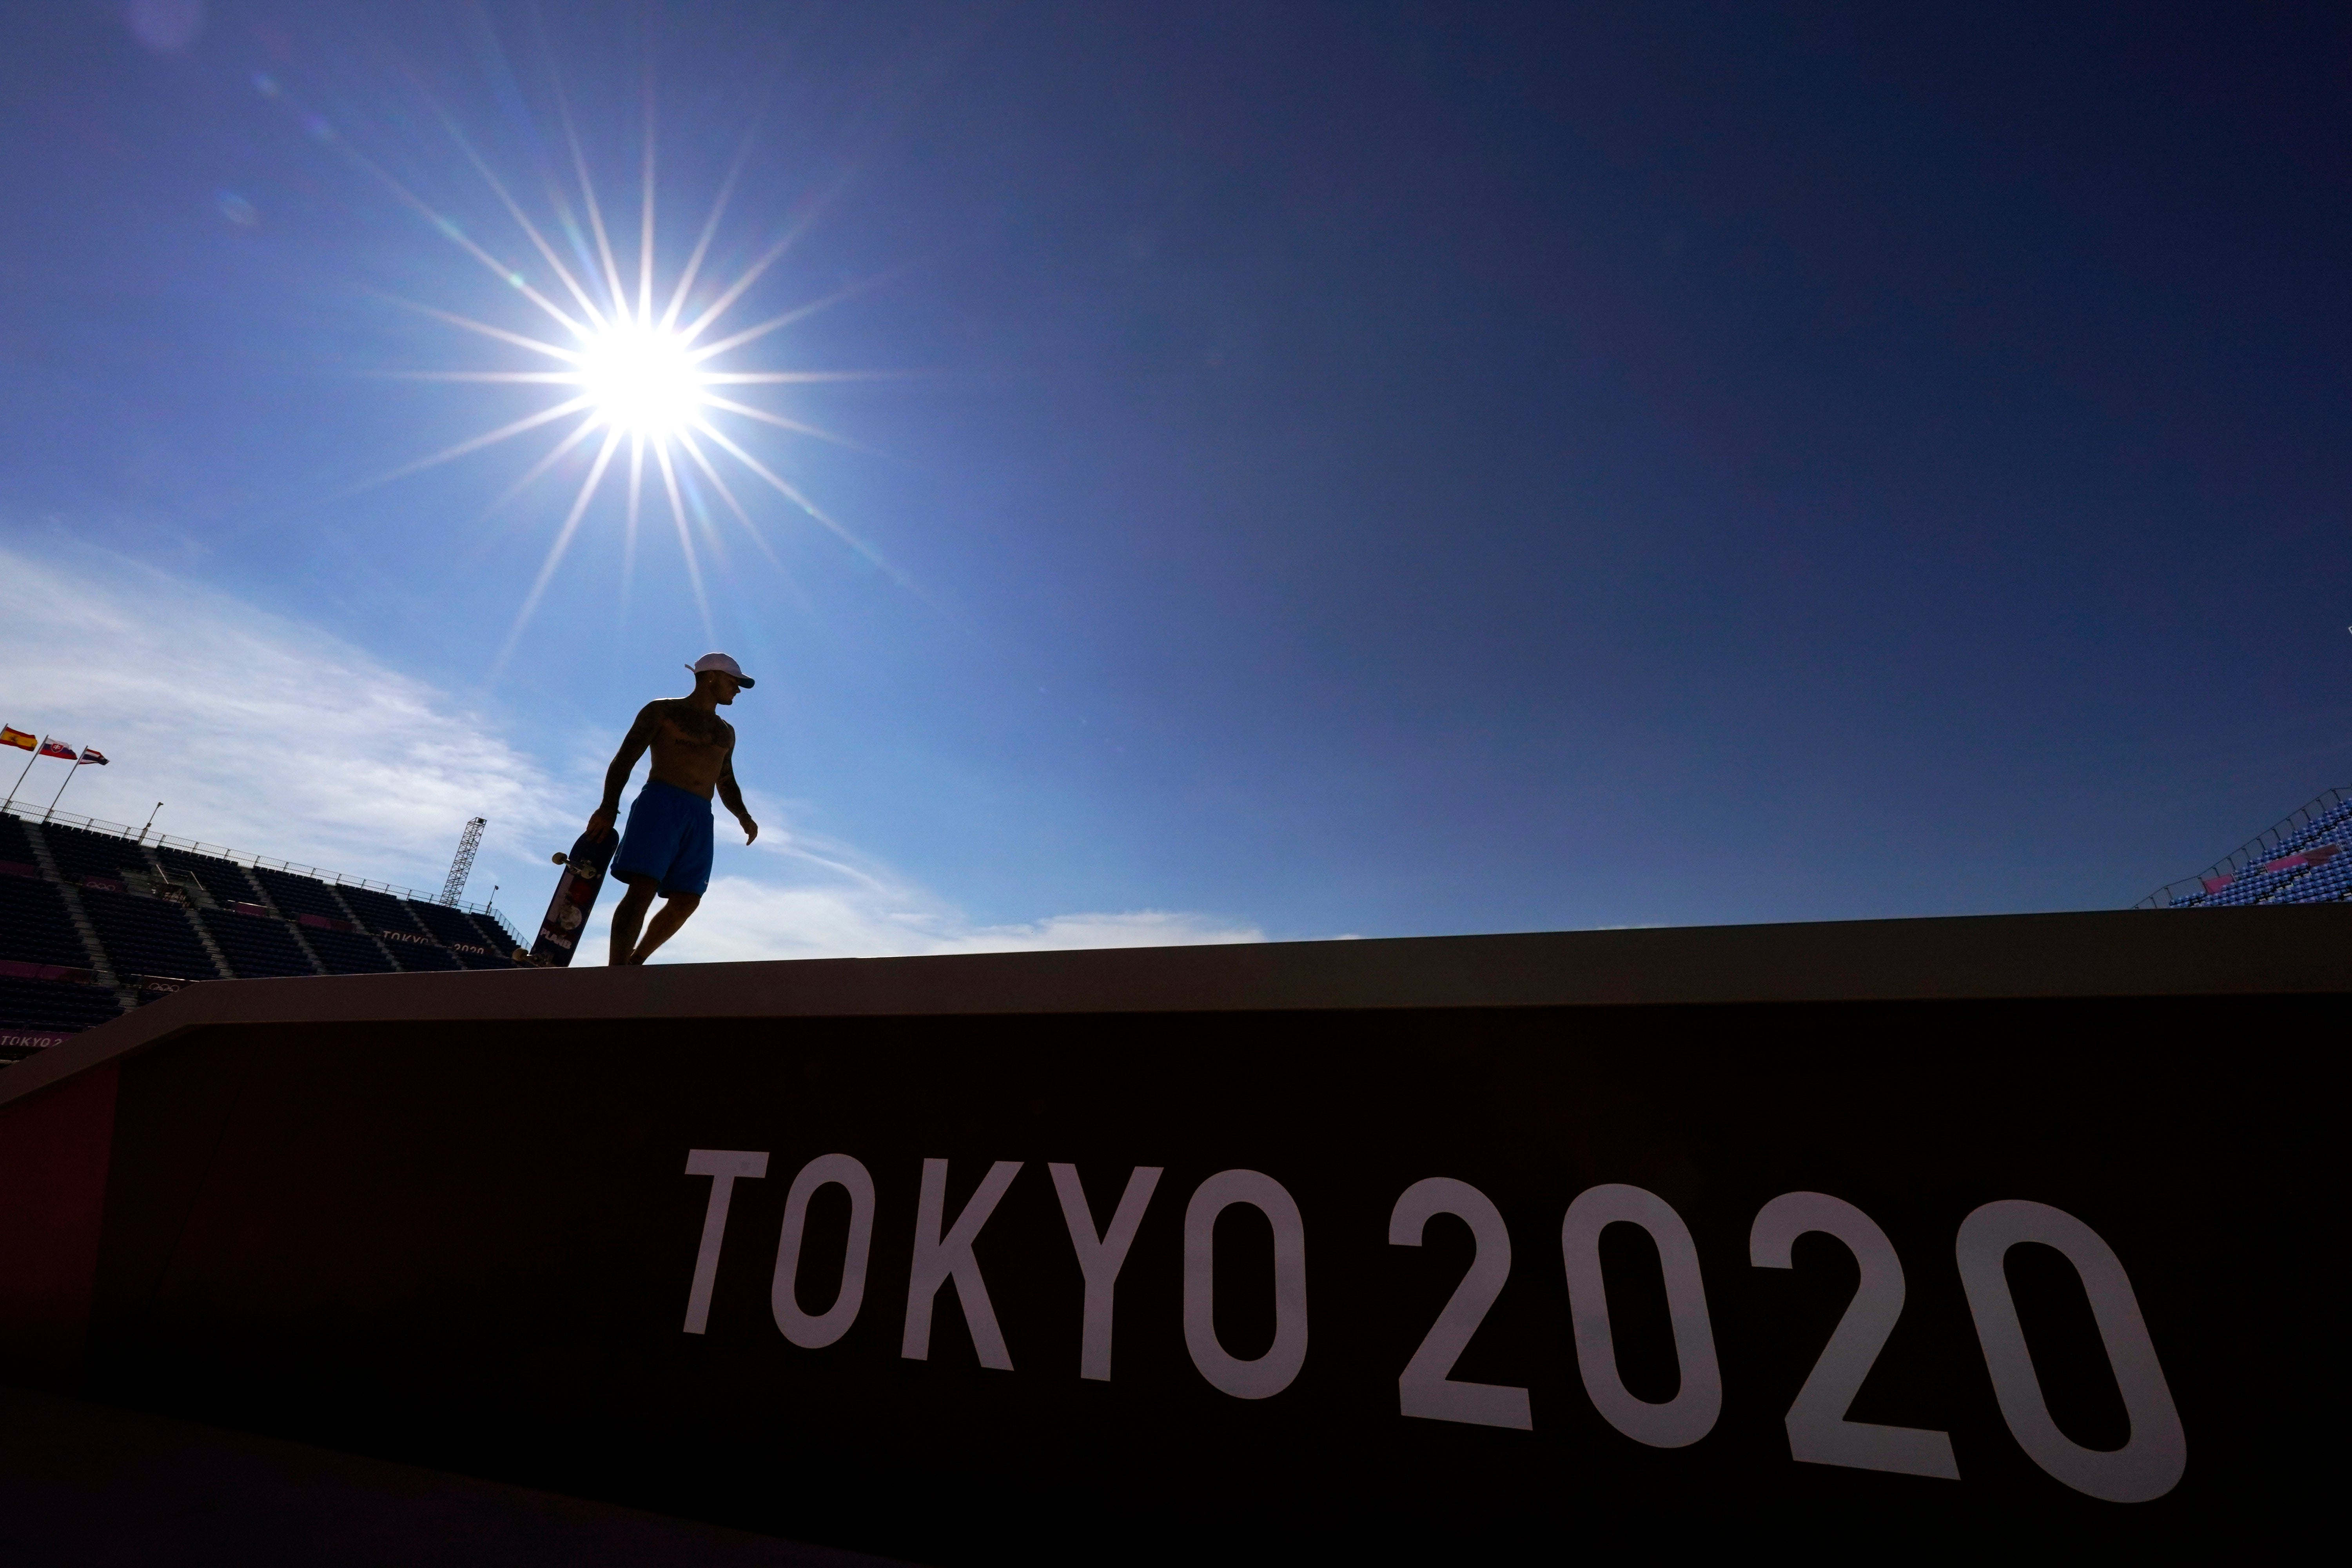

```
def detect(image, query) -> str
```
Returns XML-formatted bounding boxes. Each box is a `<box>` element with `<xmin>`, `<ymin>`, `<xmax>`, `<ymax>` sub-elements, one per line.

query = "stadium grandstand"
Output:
<box><xmin>0</xmin><ymin>804</ymin><xmax>523</xmax><ymax>1062</ymax></box>
<box><xmin>10</xmin><ymin>780</ymin><xmax>2339</xmax><ymax>1065</ymax></box>
<box><xmin>2141</xmin><ymin>785</ymin><xmax>2352</xmax><ymax>908</ymax></box>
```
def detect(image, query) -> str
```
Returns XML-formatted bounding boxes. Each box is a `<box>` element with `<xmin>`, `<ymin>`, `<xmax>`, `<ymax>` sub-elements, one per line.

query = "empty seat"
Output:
<box><xmin>385</xmin><ymin>939</ymin><xmax>461</xmax><ymax>972</ymax></box>
<box><xmin>80</xmin><ymin>887</ymin><xmax>218</xmax><ymax>982</ymax></box>
<box><xmin>0</xmin><ymin>813</ymin><xmax>39</xmax><ymax>871</ymax></box>
<box><xmin>249</xmin><ymin>866</ymin><xmax>349</xmax><ymax>922</ymax></box>
<box><xmin>2163</xmin><ymin>789</ymin><xmax>2352</xmax><ymax>908</ymax></box>
<box><xmin>339</xmin><ymin>886</ymin><xmax>430</xmax><ymax>938</ymax></box>
<box><xmin>466</xmin><ymin>911</ymin><xmax>523</xmax><ymax>954</ymax></box>
<box><xmin>406</xmin><ymin>900</ymin><xmax>487</xmax><ymax>949</ymax></box>
<box><xmin>0</xmin><ymin>877</ymin><xmax>93</xmax><ymax>969</ymax></box>
<box><xmin>198</xmin><ymin>907</ymin><xmax>319</xmax><ymax>979</ymax></box>
<box><xmin>37</xmin><ymin>822</ymin><xmax>149</xmax><ymax>886</ymax></box>
<box><xmin>303</xmin><ymin>926</ymin><xmax>399</xmax><ymax>975</ymax></box>
<box><xmin>0</xmin><ymin>975</ymin><xmax>121</xmax><ymax>1033</ymax></box>
<box><xmin>152</xmin><ymin>846</ymin><xmax>259</xmax><ymax>904</ymax></box>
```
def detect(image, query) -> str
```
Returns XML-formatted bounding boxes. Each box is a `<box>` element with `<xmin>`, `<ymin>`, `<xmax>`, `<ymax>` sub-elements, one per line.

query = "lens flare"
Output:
<box><xmin>298</xmin><ymin>53</ymin><xmax>908</xmax><ymax>674</ymax></box>
<box><xmin>578</xmin><ymin>322</ymin><xmax>701</xmax><ymax>437</ymax></box>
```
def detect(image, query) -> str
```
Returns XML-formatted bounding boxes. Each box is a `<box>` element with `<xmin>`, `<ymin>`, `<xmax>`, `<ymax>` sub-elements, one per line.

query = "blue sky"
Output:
<box><xmin>1</xmin><ymin>1</ymin><xmax>2345</xmax><ymax>958</ymax></box>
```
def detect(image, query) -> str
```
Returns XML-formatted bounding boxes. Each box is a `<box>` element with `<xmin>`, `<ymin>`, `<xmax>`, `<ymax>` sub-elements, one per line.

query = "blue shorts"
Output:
<box><xmin>612</xmin><ymin>780</ymin><xmax>715</xmax><ymax>897</ymax></box>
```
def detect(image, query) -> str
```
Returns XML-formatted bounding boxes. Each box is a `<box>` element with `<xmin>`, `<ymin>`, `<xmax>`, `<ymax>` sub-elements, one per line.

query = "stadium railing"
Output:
<box><xmin>1</xmin><ymin>805</ymin><xmax>507</xmax><ymax>922</ymax></box>
<box><xmin>2137</xmin><ymin>785</ymin><xmax>2352</xmax><ymax>908</ymax></box>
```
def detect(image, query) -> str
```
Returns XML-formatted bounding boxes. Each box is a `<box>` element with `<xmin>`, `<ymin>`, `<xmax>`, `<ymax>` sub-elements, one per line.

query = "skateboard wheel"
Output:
<box><xmin>551</xmin><ymin>852</ymin><xmax>568</xmax><ymax>865</ymax></box>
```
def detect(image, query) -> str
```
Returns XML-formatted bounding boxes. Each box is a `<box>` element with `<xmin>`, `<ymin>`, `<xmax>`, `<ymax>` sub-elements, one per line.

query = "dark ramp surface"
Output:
<box><xmin>0</xmin><ymin>911</ymin><xmax>2335</xmax><ymax>1563</ymax></box>
<box><xmin>0</xmin><ymin>1384</ymin><xmax>915</xmax><ymax>1568</ymax></box>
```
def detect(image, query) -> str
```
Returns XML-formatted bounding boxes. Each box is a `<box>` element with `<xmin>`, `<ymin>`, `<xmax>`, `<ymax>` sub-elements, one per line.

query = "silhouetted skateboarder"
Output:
<box><xmin>587</xmin><ymin>653</ymin><xmax>761</xmax><ymax>965</ymax></box>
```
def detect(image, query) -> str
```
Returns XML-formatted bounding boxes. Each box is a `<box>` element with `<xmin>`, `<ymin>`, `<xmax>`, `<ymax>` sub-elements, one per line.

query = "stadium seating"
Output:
<box><xmin>249</xmin><ymin>866</ymin><xmax>349</xmax><ymax>923</ymax></box>
<box><xmin>0</xmin><ymin>812</ymin><xmax>38</xmax><ymax>871</ymax></box>
<box><xmin>0</xmin><ymin>811</ymin><xmax>518</xmax><ymax>1067</ymax></box>
<box><xmin>0</xmin><ymin>877</ymin><xmax>94</xmax><ymax>969</ymax></box>
<box><xmin>467</xmin><ymin>911</ymin><xmax>523</xmax><ymax>954</ymax></box>
<box><xmin>407</xmin><ymin>900</ymin><xmax>521</xmax><ymax>967</ymax></box>
<box><xmin>339</xmin><ymin>886</ymin><xmax>431</xmax><ymax>938</ymax></box>
<box><xmin>151</xmin><ymin>845</ymin><xmax>259</xmax><ymax>905</ymax></box>
<box><xmin>303</xmin><ymin>926</ymin><xmax>399</xmax><ymax>975</ymax></box>
<box><xmin>198</xmin><ymin>907</ymin><xmax>319</xmax><ymax>980</ymax></box>
<box><xmin>407</xmin><ymin>900</ymin><xmax>491</xmax><ymax>950</ymax></box>
<box><xmin>0</xmin><ymin>811</ymin><xmax>522</xmax><ymax>1022</ymax></box>
<box><xmin>79</xmin><ymin>886</ymin><xmax>218</xmax><ymax>982</ymax></box>
<box><xmin>2158</xmin><ymin>790</ymin><xmax>2352</xmax><ymax>908</ymax></box>
<box><xmin>314</xmin><ymin>887</ymin><xmax>479</xmax><ymax>971</ymax></box>
<box><xmin>0</xmin><ymin>975</ymin><xmax>123</xmax><ymax>1034</ymax></box>
<box><xmin>383</xmin><ymin>938</ymin><xmax>462</xmax><ymax>972</ymax></box>
<box><xmin>40</xmin><ymin>822</ymin><xmax>152</xmax><ymax>886</ymax></box>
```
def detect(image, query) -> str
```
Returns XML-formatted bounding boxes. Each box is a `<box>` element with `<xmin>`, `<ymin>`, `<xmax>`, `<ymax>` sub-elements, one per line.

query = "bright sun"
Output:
<box><xmin>335</xmin><ymin>61</ymin><xmax>905</xmax><ymax>674</ymax></box>
<box><xmin>577</xmin><ymin>322</ymin><xmax>703</xmax><ymax>437</ymax></box>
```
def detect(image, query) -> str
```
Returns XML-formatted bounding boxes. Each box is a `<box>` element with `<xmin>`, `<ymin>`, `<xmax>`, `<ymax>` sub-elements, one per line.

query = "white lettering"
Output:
<box><xmin>1049</xmin><ymin>1163</ymin><xmax>1163</xmax><ymax>1381</ymax></box>
<box><xmin>1390</xmin><ymin>1176</ymin><xmax>1531</xmax><ymax>1428</ymax></box>
<box><xmin>771</xmin><ymin>1153</ymin><xmax>877</xmax><ymax>1349</ymax></box>
<box><xmin>1182</xmin><ymin>1169</ymin><xmax>1308</xmax><ymax>1399</ymax></box>
<box><xmin>681</xmin><ymin>1149</ymin><xmax>769</xmax><ymax>1335</ymax></box>
<box><xmin>1956</xmin><ymin>1200</ymin><xmax>2185</xmax><ymax>1503</ymax></box>
<box><xmin>1560</xmin><ymin>1183</ymin><xmax>1721</xmax><ymax>1447</ymax></box>
<box><xmin>902</xmin><ymin>1159</ymin><xmax>1024</xmax><ymax>1368</ymax></box>
<box><xmin>1750</xmin><ymin>1191</ymin><xmax>1958</xmax><ymax>1478</ymax></box>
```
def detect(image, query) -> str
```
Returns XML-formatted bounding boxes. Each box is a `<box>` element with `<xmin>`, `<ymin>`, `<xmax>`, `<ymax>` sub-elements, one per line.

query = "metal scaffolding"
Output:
<box><xmin>439</xmin><ymin>817</ymin><xmax>486</xmax><ymax>906</ymax></box>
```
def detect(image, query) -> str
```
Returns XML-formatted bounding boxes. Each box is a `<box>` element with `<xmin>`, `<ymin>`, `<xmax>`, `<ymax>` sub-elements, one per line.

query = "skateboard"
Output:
<box><xmin>521</xmin><ymin>826</ymin><xmax>620</xmax><ymax>967</ymax></box>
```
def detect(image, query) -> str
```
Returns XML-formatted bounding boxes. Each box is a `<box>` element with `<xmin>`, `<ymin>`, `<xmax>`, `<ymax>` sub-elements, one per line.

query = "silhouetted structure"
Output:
<box><xmin>0</xmin><ymin>806</ymin><xmax>523</xmax><ymax>1060</ymax></box>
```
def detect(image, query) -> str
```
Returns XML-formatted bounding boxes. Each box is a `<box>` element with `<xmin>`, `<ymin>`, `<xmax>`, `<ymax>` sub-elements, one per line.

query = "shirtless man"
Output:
<box><xmin>588</xmin><ymin>653</ymin><xmax>761</xmax><ymax>965</ymax></box>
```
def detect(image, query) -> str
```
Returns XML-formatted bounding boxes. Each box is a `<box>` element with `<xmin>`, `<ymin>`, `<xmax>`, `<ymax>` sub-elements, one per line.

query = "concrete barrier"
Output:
<box><xmin>0</xmin><ymin>910</ymin><xmax>2335</xmax><ymax>1561</ymax></box>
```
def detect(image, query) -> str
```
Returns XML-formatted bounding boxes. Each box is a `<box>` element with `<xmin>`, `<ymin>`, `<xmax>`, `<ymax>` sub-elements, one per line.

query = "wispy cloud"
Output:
<box><xmin>0</xmin><ymin>539</ymin><xmax>1262</xmax><ymax>960</ymax></box>
<box><xmin>588</xmin><ymin>858</ymin><xmax>1263</xmax><ymax>965</ymax></box>
<box><xmin>572</xmin><ymin>785</ymin><xmax>1263</xmax><ymax>962</ymax></box>
<box><xmin>0</xmin><ymin>540</ymin><xmax>565</xmax><ymax>887</ymax></box>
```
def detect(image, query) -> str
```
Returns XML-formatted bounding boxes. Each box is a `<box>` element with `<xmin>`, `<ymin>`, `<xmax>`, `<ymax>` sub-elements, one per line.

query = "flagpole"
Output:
<box><xmin>3</xmin><ymin>735</ymin><xmax>44</xmax><ymax>813</ymax></box>
<box><xmin>43</xmin><ymin>749</ymin><xmax>82</xmax><ymax>822</ymax></box>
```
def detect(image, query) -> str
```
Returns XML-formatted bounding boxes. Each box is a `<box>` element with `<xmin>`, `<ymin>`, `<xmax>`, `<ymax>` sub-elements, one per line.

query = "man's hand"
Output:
<box><xmin>739</xmin><ymin>815</ymin><xmax>759</xmax><ymax>846</ymax></box>
<box><xmin>587</xmin><ymin>806</ymin><xmax>617</xmax><ymax>841</ymax></box>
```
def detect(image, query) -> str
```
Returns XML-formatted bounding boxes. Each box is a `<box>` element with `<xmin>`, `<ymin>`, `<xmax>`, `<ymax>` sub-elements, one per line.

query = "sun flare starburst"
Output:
<box><xmin>310</xmin><ymin>66</ymin><xmax>902</xmax><ymax>672</ymax></box>
<box><xmin>577</xmin><ymin>322</ymin><xmax>703</xmax><ymax>439</ymax></box>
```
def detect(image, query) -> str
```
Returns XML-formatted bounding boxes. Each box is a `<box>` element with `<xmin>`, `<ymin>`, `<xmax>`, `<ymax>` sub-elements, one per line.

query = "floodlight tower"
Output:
<box><xmin>440</xmin><ymin>817</ymin><xmax>486</xmax><ymax>906</ymax></box>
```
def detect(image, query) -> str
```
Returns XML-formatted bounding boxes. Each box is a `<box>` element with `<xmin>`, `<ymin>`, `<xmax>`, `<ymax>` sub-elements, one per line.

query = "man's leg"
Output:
<box><xmin>629</xmin><ymin>892</ymin><xmax>701</xmax><ymax>963</ymax></box>
<box><xmin>608</xmin><ymin>877</ymin><xmax>658</xmax><ymax>966</ymax></box>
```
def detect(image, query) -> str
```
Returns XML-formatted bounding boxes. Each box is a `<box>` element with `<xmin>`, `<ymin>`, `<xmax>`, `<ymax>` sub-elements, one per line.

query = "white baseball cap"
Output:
<box><xmin>686</xmin><ymin>652</ymin><xmax>755</xmax><ymax>688</ymax></box>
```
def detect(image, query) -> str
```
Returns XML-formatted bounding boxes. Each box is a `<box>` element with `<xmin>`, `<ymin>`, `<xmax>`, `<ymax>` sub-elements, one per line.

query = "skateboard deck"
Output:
<box><xmin>523</xmin><ymin>826</ymin><xmax>619</xmax><ymax>966</ymax></box>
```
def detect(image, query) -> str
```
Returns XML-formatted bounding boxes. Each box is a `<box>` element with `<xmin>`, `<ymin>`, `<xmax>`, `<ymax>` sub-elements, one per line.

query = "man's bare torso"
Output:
<box><xmin>635</xmin><ymin>699</ymin><xmax>735</xmax><ymax>798</ymax></box>
<box><xmin>589</xmin><ymin>668</ymin><xmax>758</xmax><ymax>965</ymax></box>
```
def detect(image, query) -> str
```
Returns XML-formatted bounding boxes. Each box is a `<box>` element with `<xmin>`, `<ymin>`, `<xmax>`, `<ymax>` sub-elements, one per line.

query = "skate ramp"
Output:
<box><xmin>0</xmin><ymin>910</ymin><xmax>2335</xmax><ymax>1561</ymax></box>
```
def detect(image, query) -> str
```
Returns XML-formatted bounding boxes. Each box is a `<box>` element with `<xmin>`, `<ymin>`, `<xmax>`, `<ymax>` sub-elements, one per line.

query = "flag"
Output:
<box><xmin>76</xmin><ymin>748</ymin><xmax>109</xmax><ymax>766</ymax></box>
<box><xmin>0</xmin><ymin>727</ymin><xmax>33</xmax><ymax>752</ymax></box>
<box><xmin>36</xmin><ymin>739</ymin><xmax>76</xmax><ymax>760</ymax></box>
